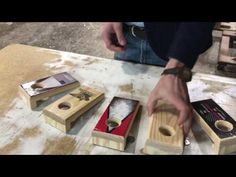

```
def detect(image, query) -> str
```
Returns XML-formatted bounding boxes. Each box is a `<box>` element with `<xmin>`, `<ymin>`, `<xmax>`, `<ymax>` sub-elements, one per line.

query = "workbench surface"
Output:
<box><xmin>0</xmin><ymin>44</ymin><xmax>236</xmax><ymax>155</ymax></box>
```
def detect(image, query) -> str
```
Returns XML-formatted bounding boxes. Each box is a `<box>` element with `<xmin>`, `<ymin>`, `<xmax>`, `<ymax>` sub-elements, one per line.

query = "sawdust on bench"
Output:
<box><xmin>64</xmin><ymin>60</ymin><xmax>78</xmax><ymax>67</ymax></box>
<box><xmin>84</xmin><ymin>58</ymin><xmax>100</xmax><ymax>65</ymax></box>
<box><xmin>0</xmin><ymin>126</ymin><xmax>41</xmax><ymax>154</ymax></box>
<box><xmin>202</xmin><ymin>80</ymin><xmax>228</xmax><ymax>93</ymax></box>
<box><xmin>119</xmin><ymin>83</ymin><xmax>134</xmax><ymax>93</ymax></box>
<box><xmin>0</xmin><ymin>137</ymin><xmax>21</xmax><ymax>154</ymax></box>
<box><xmin>0</xmin><ymin>44</ymin><xmax>60</xmax><ymax>117</ymax></box>
<box><xmin>42</xmin><ymin>136</ymin><xmax>76</xmax><ymax>155</ymax></box>
<box><xmin>21</xmin><ymin>126</ymin><xmax>41</xmax><ymax>138</ymax></box>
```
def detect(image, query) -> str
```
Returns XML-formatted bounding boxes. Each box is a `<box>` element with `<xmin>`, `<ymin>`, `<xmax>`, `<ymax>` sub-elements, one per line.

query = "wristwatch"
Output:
<box><xmin>161</xmin><ymin>66</ymin><xmax>192</xmax><ymax>82</ymax></box>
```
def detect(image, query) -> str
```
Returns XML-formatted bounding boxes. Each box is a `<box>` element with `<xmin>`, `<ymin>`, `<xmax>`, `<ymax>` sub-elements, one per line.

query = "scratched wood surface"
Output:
<box><xmin>0</xmin><ymin>44</ymin><xmax>236</xmax><ymax>155</ymax></box>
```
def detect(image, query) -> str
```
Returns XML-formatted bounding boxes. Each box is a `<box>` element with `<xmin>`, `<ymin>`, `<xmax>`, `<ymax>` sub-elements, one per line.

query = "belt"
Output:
<box><xmin>124</xmin><ymin>24</ymin><xmax>147</xmax><ymax>40</ymax></box>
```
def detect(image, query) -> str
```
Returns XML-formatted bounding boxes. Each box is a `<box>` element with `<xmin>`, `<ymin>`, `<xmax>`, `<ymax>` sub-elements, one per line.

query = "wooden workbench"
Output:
<box><xmin>0</xmin><ymin>44</ymin><xmax>236</xmax><ymax>155</ymax></box>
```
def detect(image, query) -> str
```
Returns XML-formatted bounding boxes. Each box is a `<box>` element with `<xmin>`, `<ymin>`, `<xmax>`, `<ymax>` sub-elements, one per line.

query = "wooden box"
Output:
<box><xmin>92</xmin><ymin>97</ymin><xmax>140</xmax><ymax>151</ymax></box>
<box><xmin>43</xmin><ymin>86</ymin><xmax>104</xmax><ymax>132</ymax></box>
<box><xmin>143</xmin><ymin>103</ymin><xmax>184</xmax><ymax>155</ymax></box>
<box><xmin>192</xmin><ymin>99</ymin><xmax>236</xmax><ymax>154</ymax></box>
<box><xmin>19</xmin><ymin>72</ymin><xmax>80</xmax><ymax>109</ymax></box>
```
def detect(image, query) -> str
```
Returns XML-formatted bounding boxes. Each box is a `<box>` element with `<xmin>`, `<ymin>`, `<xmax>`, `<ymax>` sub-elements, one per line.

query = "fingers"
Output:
<box><xmin>146</xmin><ymin>74</ymin><xmax>193</xmax><ymax>136</ymax></box>
<box><xmin>107</xmin><ymin>41</ymin><xmax>125</xmax><ymax>52</ymax></box>
<box><xmin>177</xmin><ymin>79</ymin><xmax>190</xmax><ymax>103</ymax></box>
<box><xmin>102</xmin><ymin>32</ymin><xmax>124</xmax><ymax>52</ymax></box>
<box><xmin>146</xmin><ymin>92</ymin><xmax>161</xmax><ymax>116</ymax></box>
<box><xmin>113</xmin><ymin>24</ymin><xmax>126</xmax><ymax>46</ymax></box>
<box><xmin>147</xmin><ymin>99</ymin><xmax>157</xmax><ymax>117</ymax></box>
<box><xmin>167</xmin><ymin>94</ymin><xmax>191</xmax><ymax>127</ymax></box>
<box><xmin>169</xmin><ymin>94</ymin><xmax>193</xmax><ymax>137</ymax></box>
<box><xmin>179</xmin><ymin>81</ymin><xmax>192</xmax><ymax>136</ymax></box>
<box><xmin>101</xmin><ymin>23</ymin><xmax>126</xmax><ymax>52</ymax></box>
<box><xmin>182</xmin><ymin>81</ymin><xmax>190</xmax><ymax>103</ymax></box>
<box><xmin>174</xmin><ymin>79</ymin><xmax>192</xmax><ymax>135</ymax></box>
<box><xmin>183</xmin><ymin>112</ymin><xmax>193</xmax><ymax>136</ymax></box>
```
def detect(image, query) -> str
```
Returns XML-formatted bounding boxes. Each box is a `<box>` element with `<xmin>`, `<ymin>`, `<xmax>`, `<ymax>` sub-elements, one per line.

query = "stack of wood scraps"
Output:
<box><xmin>216</xmin><ymin>23</ymin><xmax>236</xmax><ymax>73</ymax></box>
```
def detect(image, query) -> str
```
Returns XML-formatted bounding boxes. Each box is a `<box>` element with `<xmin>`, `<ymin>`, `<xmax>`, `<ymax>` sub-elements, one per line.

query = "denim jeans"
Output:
<box><xmin>114</xmin><ymin>28</ymin><xmax>167</xmax><ymax>67</ymax></box>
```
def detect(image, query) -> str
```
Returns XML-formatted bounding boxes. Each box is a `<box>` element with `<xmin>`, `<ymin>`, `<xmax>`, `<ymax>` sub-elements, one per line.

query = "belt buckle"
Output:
<box><xmin>131</xmin><ymin>26</ymin><xmax>137</xmax><ymax>37</ymax></box>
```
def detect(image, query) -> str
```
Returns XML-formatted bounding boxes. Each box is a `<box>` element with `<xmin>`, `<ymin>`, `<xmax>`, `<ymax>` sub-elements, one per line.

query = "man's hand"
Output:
<box><xmin>101</xmin><ymin>22</ymin><xmax>126</xmax><ymax>52</ymax></box>
<box><xmin>146</xmin><ymin>58</ymin><xmax>193</xmax><ymax>136</ymax></box>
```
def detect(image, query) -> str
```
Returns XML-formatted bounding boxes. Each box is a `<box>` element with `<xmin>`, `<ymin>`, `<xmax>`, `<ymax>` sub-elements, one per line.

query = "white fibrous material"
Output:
<box><xmin>109</xmin><ymin>98</ymin><xmax>135</xmax><ymax>121</ymax></box>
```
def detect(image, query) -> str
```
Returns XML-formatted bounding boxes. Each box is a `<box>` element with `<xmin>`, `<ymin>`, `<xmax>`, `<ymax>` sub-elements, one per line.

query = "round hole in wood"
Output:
<box><xmin>159</xmin><ymin>125</ymin><xmax>175</xmax><ymax>137</ymax></box>
<box><xmin>106</xmin><ymin>119</ymin><xmax>120</xmax><ymax>128</ymax></box>
<box><xmin>58</xmin><ymin>102</ymin><xmax>71</xmax><ymax>110</ymax></box>
<box><xmin>215</xmin><ymin>120</ymin><xmax>233</xmax><ymax>132</ymax></box>
<box><xmin>31</xmin><ymin>83</ymin><xmax>44</xmax><ymax>89</ymax></box>
<box><xmin>220</xmin><ymin>25</ymin><xmax>230</xmax><ymax>29</ymax></box>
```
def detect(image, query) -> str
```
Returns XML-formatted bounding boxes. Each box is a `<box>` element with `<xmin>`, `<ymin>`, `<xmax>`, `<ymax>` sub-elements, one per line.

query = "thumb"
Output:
<box><xmin>146</xmin><ymin>95</ymin><xmax>161</xmax><ymax>117</ymax></box>
<box><xmin>114</xmin><ymin>25</ymin><xmax>126</xmax><ymax>46</ymax></box>
<box><xmin>183</xmin><ymin>116</ymin><xmax>192</xmax><ymax>137</ymax></box>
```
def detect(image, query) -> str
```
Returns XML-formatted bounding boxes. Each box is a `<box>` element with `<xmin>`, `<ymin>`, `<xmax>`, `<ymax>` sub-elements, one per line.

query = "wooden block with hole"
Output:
<box><xmin>43</xmin><ymin>86</ymin><xmax>104</xmax><ymax>132</ymax></box>
<box><xmin>92</xmin><ymin>97</ymin><xmax>140</xmax><ymax>151</ymax></box>
<box><xmin>192</xmin><ymin>99</ymin><xmax>236</xmax><ymax>154</ymax></box>
<box><xmin>19</xmin><ymin>72</ymin><xmax>80</xmax><ymax>109</ymax></box>
<box><xmin>143</xmin><ymin>103</ymin><xmax>184</xmax><ymax>155</ymax></box>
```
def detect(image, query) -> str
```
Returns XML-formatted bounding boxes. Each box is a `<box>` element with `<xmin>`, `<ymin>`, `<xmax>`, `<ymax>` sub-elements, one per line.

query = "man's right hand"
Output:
<box><xmin>101</xmin><ymin>22</ymin><xmax>126</xmax><ymax>52</ymax></box>
<box><xmin>146</xmin><ymin>58</ymin><xmax>193</xmax><ymax>136</ymax></box>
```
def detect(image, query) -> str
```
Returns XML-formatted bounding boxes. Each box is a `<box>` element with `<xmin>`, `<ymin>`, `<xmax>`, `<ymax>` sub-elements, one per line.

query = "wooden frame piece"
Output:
<box><xmin>218</xmin><ymin>34</ymin><xmax>236</xmax><ymax>70</ymax></box>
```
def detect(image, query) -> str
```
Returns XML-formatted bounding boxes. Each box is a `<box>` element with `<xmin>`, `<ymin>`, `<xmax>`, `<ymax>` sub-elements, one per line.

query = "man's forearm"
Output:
<box><xmin>167</xmin><ymin>22</ymin><xmax>215</xmax><ymax>68</ymax></box>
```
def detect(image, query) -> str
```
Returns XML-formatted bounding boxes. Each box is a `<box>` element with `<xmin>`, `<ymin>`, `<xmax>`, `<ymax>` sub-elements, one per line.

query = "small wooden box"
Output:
<box><xmin>192</xmin><ymin>99</ymin><xmax>236</xmax><ymax>154</ymax></box>
<box><xmin>19</xmin><ymin>72</ymin><xmax>80</xmax><ymax>109</ymax></box>
<box><xmin>43</xmin><ymin>86</ymin><xmax>104</xmax><ymax>132</ymax></box>
<box><xmin>144</xmin><ymin>103</ymin><xmax>184</xmax><ymax>155</ymax></box>
<box><xmin>92</xmin><ymin>97</ymin><xmax>140</xmax><ymax>151</ymax></box>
